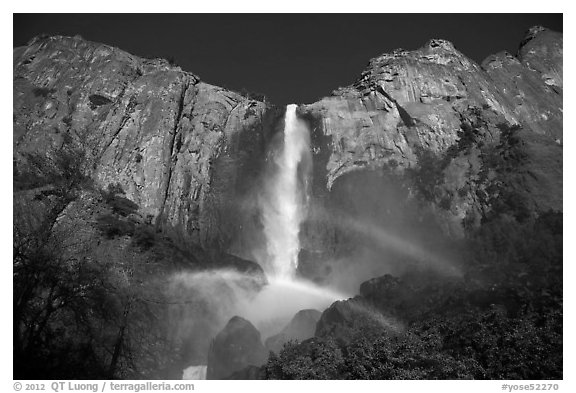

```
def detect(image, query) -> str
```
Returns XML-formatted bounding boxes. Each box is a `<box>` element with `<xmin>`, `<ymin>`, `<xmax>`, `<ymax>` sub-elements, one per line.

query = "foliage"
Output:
<box><xmin>13</xmin><ymin>145</ymin><xmax>105</xmax><ymax>377</ymax></box>
<box><xmin>466</xmin><ymin>210</ymin><xmax>562</xmax><ymax>309</ymax></box>
<box><xmin>95</xmin><ymin>183</ymin><xmax>162</xmax><ymax>251</ymax></box>
<box><xmin>141</xmin><ymin>53</ymin><xmax>179</xmax><ymax>66</ymax></box>
<box><xmin>441</xmin><ymin>308</ymin><xmax>562</xmax><ymax>379</ymax></box>
<box><xmin>264</xmin><ymin>304</ymin><xmax>561</xmax><ymax>380</ymax></box>
<box><xmin>96</xmin><ymin>214</ymin><xmax>136</xmax><ymax>238</ymax></box>
<box><xmin>404</xmin><ymin>111</ymin><xmax>529</xmax><ymax>220</ymax></box>
<box><xmin>101</xmin><ymin>183</ymin><xmax>139</xmax><ymax>217</ymax></box>
<box><xmin>106</xmin><ymin>196</ymin><xmax>139</xmax><ymax>217</ymax></box>
<box><xmin>239</xmin><ymin>88</ymin><xmax>267</xmax><ymax>102</ymax></box>
<box><xmin>14</xmin><ymin>198</ymin><xmax>177</xmax><ymax>379</ymax></box>
<box><xmin>264</xmin><ymin>323</ymin><xmax>482</xmax><ymax>380</ymax></box>
<box><xmin>14</xmin><ymin>142</ymin><xmax>91</xmax><ymax>196</ymax></box>
<box><xmin>405</xmin><ymin>149</ymin><xmax>448</xmax><ymax>203</ymax></box>
<box><xmin>14</xmin><ymin>145</ymin><xmax>179</xmax><ymax>378</ymax></box>
<box><xmin>94</xmin><ymin>184</ymin><xmax>141</xmax><ymax>239</ymax></box>
<box><xmin>265</xmin><ymin>337</ymin><xmax>344</xmax><ymax>379</ymax></box>
<box><xmin>478</xmin><ymin>123</ymin><xmax>531</xmax><ymax>222</ymax></box>
<box><xmin>132</xmin><ymin>225</ymin><xmax>158</xmax><ymax>250</ymax></box>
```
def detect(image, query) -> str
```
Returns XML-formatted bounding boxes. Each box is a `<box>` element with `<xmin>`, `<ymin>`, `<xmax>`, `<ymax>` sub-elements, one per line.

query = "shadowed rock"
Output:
<box><xmin>315</xmin><ymin>297</ymin><xmax>399</xmax><ymax>342</ymax></box>
<box><xmin>206</xmin><ymin>316</ymin><xmax>268</xmax><ymax>380</ymax></box>
<box><xmin>224</xmin><ymin>365</ymin><xmax>263</xmax><ymax>380</ymax></box>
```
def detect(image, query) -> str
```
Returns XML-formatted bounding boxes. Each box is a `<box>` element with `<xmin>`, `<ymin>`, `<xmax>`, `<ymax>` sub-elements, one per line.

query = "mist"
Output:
<box><xmin>167</xmin><ymin>268</ymin><xmax>349</xmax><ymax>366</ymax></box>
<box><xmin>305</xmin><ymin>206</ymin><xmax>463</xmax><ymax>294</ymax></box>
<box><xmin>168</xmin><ymin>106</ymin><xmax>466</xmax><ymax>372</ymax></box>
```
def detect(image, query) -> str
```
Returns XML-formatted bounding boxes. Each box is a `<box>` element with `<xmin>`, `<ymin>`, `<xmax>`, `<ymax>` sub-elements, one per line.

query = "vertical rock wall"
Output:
<box><xmin>13</xmin><ymin>35</ymin><xmax>271</xmax><ymax>252</ymax></box>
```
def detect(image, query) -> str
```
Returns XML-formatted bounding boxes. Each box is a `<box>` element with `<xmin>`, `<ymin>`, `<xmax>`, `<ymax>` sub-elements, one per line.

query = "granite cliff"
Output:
<box><xmin>298</xmin><ymin>26</ymin><xmax>562</xmax><ymax>278</ymax></box>
<box><xmin>13</xmin><ymin>34</ymin><xmax>274</xmax><ymax>255</ymax></box>
<box><xmin>13</xmin><ymin>28</ymin><xmax>562</xmax><ymax>260</ymax></box>
<box><xmin>13</xmin><ymin>27</ymin><xmax>562</xmax><ymax>379</ymax></box>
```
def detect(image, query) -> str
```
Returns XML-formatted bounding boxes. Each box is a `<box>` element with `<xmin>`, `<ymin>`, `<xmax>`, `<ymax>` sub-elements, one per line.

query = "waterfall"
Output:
<box><xmin>177</xmin><ymin>106</ymin><xmax>345</xmax><ymax>379</ymax></box>
<box><xmin>261</xmin><ymin>104</ymin><xmax>311</xmax><ymax>278</ymax></box>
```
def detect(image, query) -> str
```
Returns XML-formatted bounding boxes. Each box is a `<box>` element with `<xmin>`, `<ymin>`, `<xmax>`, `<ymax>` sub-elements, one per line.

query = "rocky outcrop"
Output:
<box><xmin>206</xmin><ymin>316</ymin><xmax>268</xmax><ymax>379</ymax></box>
<box><xmin>482</xmin><ymin>27</ymin><xmax>562</xmax><ymax>140</ymax></box>
<box><xmin>301</xmin><ymin>39</ymin><xmax>514</xmax><ymax>189</ymax></box>
<box><xmin>13</xmin><ymin>35</ymin><xmax>272</xmax><ymax>252</ymax></box>
<box><xmin>265</xmin><ymin>309</ymin><xmax>321</xmax><ymax>353</ymax></box>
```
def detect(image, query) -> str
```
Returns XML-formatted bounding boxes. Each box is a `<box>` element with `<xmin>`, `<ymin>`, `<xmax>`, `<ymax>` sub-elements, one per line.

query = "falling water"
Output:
<box><xmin>261</xmin><ymin>104</ymin><xmax>311</xmax><ymax>278</ymax></box>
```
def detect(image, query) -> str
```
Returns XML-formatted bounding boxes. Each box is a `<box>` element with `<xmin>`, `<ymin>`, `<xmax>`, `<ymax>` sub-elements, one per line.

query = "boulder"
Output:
<box><xmin>315</xmin><ymin>298</ymin><xmax>397</xmax><ymax>342</ymax></box>
<box><xmin>206</xmin><ymin>316</ymin><xmax>268</xmax><ymax>379</ymax></box>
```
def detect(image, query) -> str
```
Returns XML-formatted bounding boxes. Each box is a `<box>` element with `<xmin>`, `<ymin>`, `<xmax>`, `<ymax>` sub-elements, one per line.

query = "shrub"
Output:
<box><xmin>107</xmin><ymin>196</ymin><xmax>139</xmax><ymax>217</ymax></box>
<box><xmin>441</xmin><ymin>309</ymin><xmax>562</xmax><ymax>379</ymax></box>
<box><xmin>265</xmin><ymin>337</ymin><xmax>344</xmax><ymax>379</ymax></box>
<box><xmin>101</xmin><ymin>183</ymin><xmax>139</xmax><ymax>216</ymax></box>
<box><xmin>239</xmin><ymin>88</ymin><xmax>266</xmax><ymax>102</ymax></box>
<box><xmin>95</xmin><ymin>214</ymin><xmax>135</xmax><ymax>238</ymax></box>
<box><xmin>406</xmin><ymin>149</ymin><xmax>446</xmax><ymax>202</ymax></box>
<box><xmin>105</xmin><ymin>182</ymin><xmax>125</xmax><ymax>196</ymax></box>
<box><xmin>132</xmin><ymin>225</ymin><xmax>157</xmax><ymax>250</ymax></box>
<box><xmin>14</xmin><ymin>141</ymin><xmax>90</xmax><ymax>198</ymax></box>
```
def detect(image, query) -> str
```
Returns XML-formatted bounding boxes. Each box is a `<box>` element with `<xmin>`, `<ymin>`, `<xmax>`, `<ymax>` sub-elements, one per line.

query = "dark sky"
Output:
<box><xmin>13</xmin><ymin>14</ymin><xmax>562</xmax><ymax>105</ymax></box>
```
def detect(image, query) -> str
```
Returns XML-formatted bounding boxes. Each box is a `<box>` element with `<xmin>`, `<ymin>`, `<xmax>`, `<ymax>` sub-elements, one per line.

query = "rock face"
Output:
<box><xmin>302</xmin><ymin>28</ymin><xmax>561</xmax><ymax>185</ymax></box>
<box><xmin>265</xmin><ymin>309</ymin><xmax>321</xmax><ymax>353</ymax></box>
<box><xmin>13</xmin><ymin>28</ymin><xmax>562</xmax><ymax>262</ymax></box>
<box><xmin>299</xmin><ymin>26</ymin><xmax>562</xmax><ymax>259</ymax></box>
<box><xmin>482</xmin><ymin>27</ymin><xmax>562</xmax><ymax>139</ymax></box>
<box><xmin>13</xmin><ymin>35</ymin><xmax>272</xmax><ymax>253</ymax></box>
<box><xmin>206</xmin><ymin>316</ymin><xmax>268</xmax><ymax>379</ymax></box>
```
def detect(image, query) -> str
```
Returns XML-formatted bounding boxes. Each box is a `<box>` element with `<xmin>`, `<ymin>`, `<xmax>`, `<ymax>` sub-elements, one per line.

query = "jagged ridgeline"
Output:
<box><xmin>13</xmin><ymin>26</ymin><xmax>562</xmax><ymax>380</ymax></box>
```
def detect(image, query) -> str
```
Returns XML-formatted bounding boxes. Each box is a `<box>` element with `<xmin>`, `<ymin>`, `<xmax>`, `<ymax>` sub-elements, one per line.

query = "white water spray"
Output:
<box><xmin>261</xmin><ymin>104</ymin><xmax>311</xmax><ymax>278</ymax></box>
<box><xmin>183</xmin><ymin>365</ymin><xmax>207</xmax><ymax>380</ymax></box>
